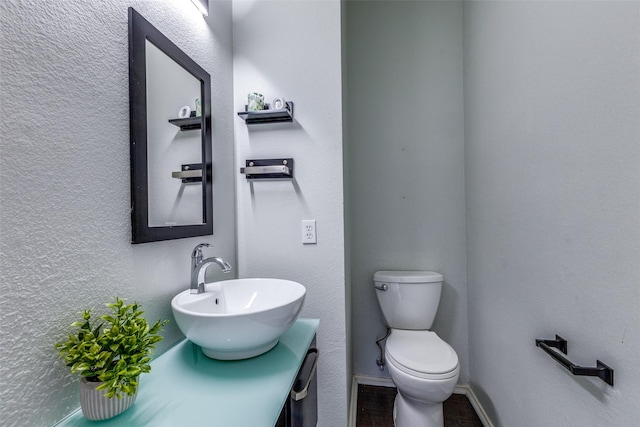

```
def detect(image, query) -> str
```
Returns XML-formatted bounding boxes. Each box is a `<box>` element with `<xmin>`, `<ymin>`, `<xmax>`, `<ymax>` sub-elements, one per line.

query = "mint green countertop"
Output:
<box><xmin>55</xmin><ymin>318</ymin><xmax>319</xmax><ymax>427</ymax></box>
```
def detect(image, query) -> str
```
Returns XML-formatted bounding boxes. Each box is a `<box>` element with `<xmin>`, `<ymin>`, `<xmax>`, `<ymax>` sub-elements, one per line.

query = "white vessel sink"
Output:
<box><xmin>171</xmin><ymin>278</ymin><xmax>306</xmax><ymax>360</ymax></box>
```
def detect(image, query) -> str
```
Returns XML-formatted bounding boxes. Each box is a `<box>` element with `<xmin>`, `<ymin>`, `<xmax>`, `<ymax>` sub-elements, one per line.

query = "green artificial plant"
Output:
<box><xmin>55</xmin><ymin>297</ymin><xmax>169</xmax><ymax>398</ymax></box>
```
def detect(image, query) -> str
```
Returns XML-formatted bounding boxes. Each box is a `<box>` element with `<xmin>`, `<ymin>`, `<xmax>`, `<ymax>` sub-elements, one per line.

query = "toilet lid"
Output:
<box><xmin>386</xmin><ymin>330</ymin><xmax>459</xmax><ymax>377</ymax></box>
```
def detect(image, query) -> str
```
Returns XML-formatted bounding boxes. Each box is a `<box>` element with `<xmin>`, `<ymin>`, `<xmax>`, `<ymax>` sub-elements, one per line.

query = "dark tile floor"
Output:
<box><xmin>356</xmin><ymin>384</ymin><xmax>483</xmax><ymax>427</ymax></box>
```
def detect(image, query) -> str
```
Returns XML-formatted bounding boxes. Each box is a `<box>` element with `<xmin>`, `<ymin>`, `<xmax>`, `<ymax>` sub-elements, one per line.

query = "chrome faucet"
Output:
<box><xmin>190</xmin><ymin>243</ymin><xmax>232</xmax><ymax>294</ymax></box>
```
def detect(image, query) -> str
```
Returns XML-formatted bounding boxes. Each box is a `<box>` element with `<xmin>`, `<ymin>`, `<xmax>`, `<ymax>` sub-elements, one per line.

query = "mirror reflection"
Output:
<box><xmin>146</xmin><ymin>41</ymin><xmax>203</xmax><ymax>227</ymax></box>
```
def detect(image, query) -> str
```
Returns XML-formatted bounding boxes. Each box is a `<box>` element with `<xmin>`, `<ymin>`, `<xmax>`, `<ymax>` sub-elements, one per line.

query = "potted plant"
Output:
<box><xmin>55</xmin><ymin>297</ymin><xmax>168</xmax><ymax>420</ymax></box>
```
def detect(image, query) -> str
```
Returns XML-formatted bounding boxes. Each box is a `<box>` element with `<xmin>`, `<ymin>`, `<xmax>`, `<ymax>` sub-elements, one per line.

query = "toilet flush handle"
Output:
<box><xmin>374</xmin><ymin>283</ymin><xmax>388</xmax><ymax>291</ymax></box>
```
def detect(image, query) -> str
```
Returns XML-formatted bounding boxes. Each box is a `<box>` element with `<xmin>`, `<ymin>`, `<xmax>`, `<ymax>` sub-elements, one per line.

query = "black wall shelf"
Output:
<box><xmin>240</xmin><ymin>158</ymin><xmax>294</xmax><ymax>181</ymax></box>
<box><xmin>171</xmin><ymin>163</ymin><xmax>203</xmax><ymax>184</ymax></box>
<box><xmin>168</xmin><ymin>116</ymin><xmax>202</xmax><ymax>131</ymax></box>
<box><xmin>238</xmin><ymin>101</ymin><xmax>294</xmax><ymax>124</ymax></box>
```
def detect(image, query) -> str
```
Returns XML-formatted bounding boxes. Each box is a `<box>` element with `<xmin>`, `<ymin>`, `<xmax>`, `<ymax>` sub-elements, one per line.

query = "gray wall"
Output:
<box><xmin>346</xmin><ymin>1</ymin><xmax>468</xmax><ymax>382</ymax></box>
<box><xmin>464</xmin><ymin>1</ymin><xmax>640</xmax><ymax>425</ymax></box>
<box><xmin>232</xmin><ymin>1</ymin><xmax>348</xmax><ymax>426</ymax></box>
<box><xmin>0</xmin><ymin>1</ymin><xmax>235</xmax><ymax>425</ymax></box>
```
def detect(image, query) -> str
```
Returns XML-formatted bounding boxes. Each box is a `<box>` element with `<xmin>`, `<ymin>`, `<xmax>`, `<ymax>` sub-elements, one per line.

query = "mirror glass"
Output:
<box><xmin>129</xmin><ymin>8</ymin><xmax>213</xmax><ymax>243</ymax></box>
<box><xmin>146</xmin><ymin>41</ymin><xmax>203</xmax><ymax>227</ymax></box>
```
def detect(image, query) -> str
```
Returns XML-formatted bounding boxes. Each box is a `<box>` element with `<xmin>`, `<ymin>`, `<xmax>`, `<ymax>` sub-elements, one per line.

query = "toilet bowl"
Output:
<box><xmin>385</xmin><ymin>330</ymin><xmax>459</xmax><ymax>427</ymax></box>
<box><xmin>374</xmin><ymin>271</ymin><xmax>459</xmax><ymax>427</ymax></box>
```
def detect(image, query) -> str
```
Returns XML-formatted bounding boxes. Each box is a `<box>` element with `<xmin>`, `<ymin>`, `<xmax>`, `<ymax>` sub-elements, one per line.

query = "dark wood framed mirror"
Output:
<box><xmin>128</xmin><ymin>7</ymin><xmax>212</xmax><ymax>244</ymax></box>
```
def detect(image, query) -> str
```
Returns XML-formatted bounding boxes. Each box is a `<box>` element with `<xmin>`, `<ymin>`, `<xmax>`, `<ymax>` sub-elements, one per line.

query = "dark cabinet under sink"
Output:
<box><xmin>276</xmin><ymin>336</ymin><xmax>318</xmax><ymax>427</ymax></box>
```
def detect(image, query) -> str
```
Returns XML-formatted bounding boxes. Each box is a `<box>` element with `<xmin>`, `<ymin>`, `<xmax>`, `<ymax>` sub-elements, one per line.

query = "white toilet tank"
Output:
<box><xmin>374</xmin><ymin>270</ymin><xmax>443</xmax><ymax>330</ymax></box>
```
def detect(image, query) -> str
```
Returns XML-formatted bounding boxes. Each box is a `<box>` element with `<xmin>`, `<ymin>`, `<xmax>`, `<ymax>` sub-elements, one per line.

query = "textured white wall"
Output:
<box><xmin>0</xmin><ymin>1</ymin><xmax>235</xmax><ymax>426</ymax></box>
<box><xmin>464</xmin><ymin>1</ymin><xmax>640</xmax><ymax>426</ymax></box>
<box><xmin>232</xmin><ymin>1</ymin><xmax>348</xmax><ymax>426</ymax></box>
<box><xmin>346</xmin><ymin>1</ymin><xmax>468</xmax><ymax>382</ymax></box>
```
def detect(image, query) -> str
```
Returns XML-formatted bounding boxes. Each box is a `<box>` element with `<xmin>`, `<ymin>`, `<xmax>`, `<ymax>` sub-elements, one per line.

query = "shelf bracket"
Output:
<box><xmin>171</xmin><ymin>163</ymin><xmax>202</xmax><ymax>183</ymax></box>
<box><xmin>240</xmin><ymin>158</ymin><xmax>293</xmax><ymax>181</ymax></box>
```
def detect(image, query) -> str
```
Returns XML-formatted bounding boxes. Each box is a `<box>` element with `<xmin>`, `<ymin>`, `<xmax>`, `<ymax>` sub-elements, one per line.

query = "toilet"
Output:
<box><xmin>374</xmin><ymin>270</ymin><xmax>459</xmax><ymax>427</ymax></box>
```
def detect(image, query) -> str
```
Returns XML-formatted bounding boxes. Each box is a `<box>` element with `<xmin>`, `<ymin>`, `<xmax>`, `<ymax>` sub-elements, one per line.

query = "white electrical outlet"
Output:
<box><xmin>302</xmin><ymin>220</ymin><xmax>317</xmax><ymax>244</ymax></box>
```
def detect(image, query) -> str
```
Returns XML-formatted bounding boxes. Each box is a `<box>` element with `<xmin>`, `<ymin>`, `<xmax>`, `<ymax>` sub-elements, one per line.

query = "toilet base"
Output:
<box><xmin>393</xmin><ymin>391</ymin><xmax>444</xmax><ymax>427</ymax></box>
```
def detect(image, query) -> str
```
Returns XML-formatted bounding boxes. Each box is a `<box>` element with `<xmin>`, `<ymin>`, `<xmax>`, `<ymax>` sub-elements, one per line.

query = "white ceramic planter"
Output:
<box><xmin>79</xmin><ymin>377</ymin><xmax>137</xmax><ymax>421</ymax></box>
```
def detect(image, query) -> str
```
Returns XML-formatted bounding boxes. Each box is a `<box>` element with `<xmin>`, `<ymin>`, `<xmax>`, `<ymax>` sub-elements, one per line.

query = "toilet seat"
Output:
<box><xmin>386</xmin><ymin>330</ymin><xmax>459</xmax><ymax>380</ymax></box>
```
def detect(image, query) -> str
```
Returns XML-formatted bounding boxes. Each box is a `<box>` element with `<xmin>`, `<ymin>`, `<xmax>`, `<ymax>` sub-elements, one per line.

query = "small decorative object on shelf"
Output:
<box><xmin>237</xmin><ymin>101</ymin><xmax>294</xmax><ymax>125</ymax></box>
<box><xmin>55</xmin><ymin>297</ymin><xmax>169</xmax><ymax>420</ymax></box>
<box><xmin>178</xmin><ymin>106</ymin><xmax>191</xmax><ymax>118</ymax></box>
<box><xmin>271</xmin><ymin>97</ymin><xmax>285</xmax><ymax>110</ymax></box>
<box><xmin>248</xmin><ymin>92</ymin><xmax>265</xmax><ymax>111</ymax></box>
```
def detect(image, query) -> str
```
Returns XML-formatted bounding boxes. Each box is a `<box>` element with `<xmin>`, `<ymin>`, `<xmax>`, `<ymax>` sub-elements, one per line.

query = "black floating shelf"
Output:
<box><xmin>237</xmin><ymin>101</ymin><xmax>294</xmax><ymax>124</ymax></box>
<box><xmin>168</xmin><ymin>116</ymin><xmax>202</xmax><ymax>131</ymax></box>
<box><xmin>240</xmin><ymin>158</ymin><xmax>294</xmax><ymax>181</ymax></box>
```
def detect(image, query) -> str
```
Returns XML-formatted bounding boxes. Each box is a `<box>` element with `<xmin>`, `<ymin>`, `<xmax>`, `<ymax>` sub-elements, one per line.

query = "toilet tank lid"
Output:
<box><xmin>374</xmin><ymin>270</ymin><xmax>443</xmax><ymax>283</ymax></box>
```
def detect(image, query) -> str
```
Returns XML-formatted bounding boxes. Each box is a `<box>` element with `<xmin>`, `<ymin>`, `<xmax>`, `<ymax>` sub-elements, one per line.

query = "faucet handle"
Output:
<box><xmin>192</xmin><ymin>243</ymin><xmax>212</xmax><ymax>258</ymax></box>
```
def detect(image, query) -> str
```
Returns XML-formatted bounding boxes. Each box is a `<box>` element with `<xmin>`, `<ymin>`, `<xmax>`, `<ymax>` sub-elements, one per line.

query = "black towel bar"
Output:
<box><xmin>535</xmin><ymin>335</ymin><xmax>614</xmax><ymax>386</ymax></box>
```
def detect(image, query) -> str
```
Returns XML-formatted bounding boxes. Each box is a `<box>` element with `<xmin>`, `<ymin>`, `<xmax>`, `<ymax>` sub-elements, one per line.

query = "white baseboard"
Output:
<box><xmin>453</xmin><ymin>384</ymin><xmax>494</xmax><ymax>427</ymax></box>
<box><xmin>353</xmin><ymin>374</ymin><xmax>396</xmax><ymax>388</ymax></box>
<box><xmin>350</xmin><ymin>375</ymin><xmax>493</xmax><ymax>427</ymax></box>
<box><xmin>350</xmin><ymin>375</ymin><xmax>394</xmax><ymax>427</ymax></box>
